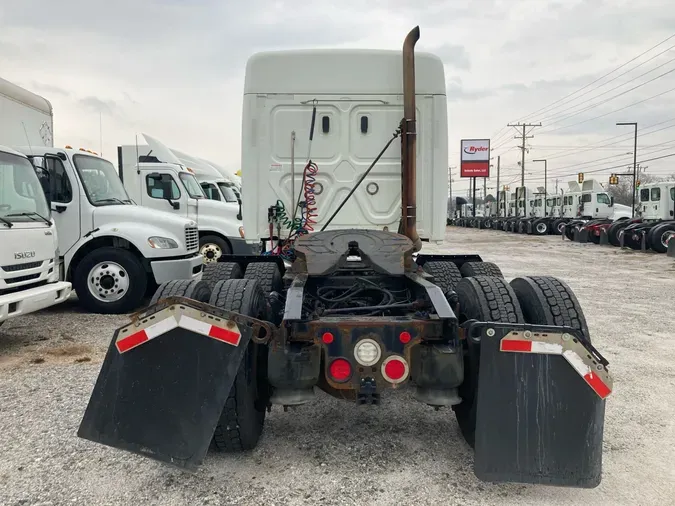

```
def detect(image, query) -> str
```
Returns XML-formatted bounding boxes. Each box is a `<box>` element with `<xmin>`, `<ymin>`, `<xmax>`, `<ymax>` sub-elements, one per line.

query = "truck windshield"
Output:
<box><xmin>596</xmin><ymin>193</ymin><xmax>611</xmax><ymax>204</ymax></box>
<box><xmin>179</xmin><ymin>173</ymin><xmax>206</xmax><ymax>198</ymax></box>
<box><xmin>73</xmin><ymin>155</ymin><xmax>131</xmax><ymax>205</ymax></box>
<box><xmin>0</xmin><ymin>151</ymin><xmax>51</xmax><ymax>225</ymax></box>
<box><xmin>217</xmin><ymin>182</ymin><xmax>239</xmax><ymax>203</ymax></box>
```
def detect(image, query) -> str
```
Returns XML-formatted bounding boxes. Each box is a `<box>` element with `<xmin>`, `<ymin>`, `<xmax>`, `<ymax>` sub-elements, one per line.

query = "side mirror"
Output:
<box><xmin>236</xmin><ymin>197</ymin><xmax>242</xmax><ymax>221</ymax></box>
<box><xmin>610</xmin><ymin>196</ymin><xmax>614</xmax><ymax>207</ymax></box>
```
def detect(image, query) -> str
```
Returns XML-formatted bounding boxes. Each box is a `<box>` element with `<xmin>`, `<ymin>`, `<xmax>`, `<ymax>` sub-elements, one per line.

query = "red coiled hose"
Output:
<box><xmin>303</xmin><ymin>161</ymin><xmax>319</xmax><ymax>232</ymax></box>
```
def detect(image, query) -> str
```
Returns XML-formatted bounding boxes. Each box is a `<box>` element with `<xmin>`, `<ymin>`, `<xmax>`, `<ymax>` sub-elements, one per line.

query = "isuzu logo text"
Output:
<box><xmin>14</xmin><ymin>251</ymin><xmax>36</xmax><ymax>260</ymax></box>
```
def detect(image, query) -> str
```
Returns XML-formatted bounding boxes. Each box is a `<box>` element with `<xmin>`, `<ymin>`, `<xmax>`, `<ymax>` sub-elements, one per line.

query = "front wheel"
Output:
<box><xmin>73</xmin><ymin>247</ymin><xmax>147</xmax><ymax>314</ymax></box>
<box><xmin>532</xmin><ymin>220</ymin><xmax>549</xmax><ymax>236</ymax></box>
<box><xmin>199</xmin><ymin>235</ymin><xmax>232</xmax><ymax>263</ymax></box>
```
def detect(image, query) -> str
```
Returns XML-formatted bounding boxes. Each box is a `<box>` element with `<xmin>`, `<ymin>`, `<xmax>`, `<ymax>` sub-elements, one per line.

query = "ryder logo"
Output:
<box><xmin>463</xmin><ymin>145</ymin><xmax>489</xmax><ymax>155</ymax></box>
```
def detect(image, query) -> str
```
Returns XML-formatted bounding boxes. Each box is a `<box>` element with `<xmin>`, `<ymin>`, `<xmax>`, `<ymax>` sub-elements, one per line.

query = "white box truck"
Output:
<box><xmin>1</xmin><ymin>76</ymin><xmax>53</xmax><ymax>148</ymax></box>
<box><xmin>240</xmin><ymin>48</ymin><xmax>448</xmax><ymax>252</ymax></box>
<box><xmin>0</xmin><ymin>145</ymin><xmax>71</xmax><ymax>324</ymax></box>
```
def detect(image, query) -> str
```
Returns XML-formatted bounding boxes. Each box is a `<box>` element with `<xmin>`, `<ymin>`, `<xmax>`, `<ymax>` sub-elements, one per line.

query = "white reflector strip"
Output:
<box><xmin>179</xmin><ymin>315</ymin><xmax>211</xmax><ymax>336</ymax></box>
<box><xmin>562</xmin><ymin>349</ymin><xmax>590</xmax><ymax>376</ymax></box>
<box><xmin>145</xmin><ymin>316</ymin><xmax>179</xmax><ymax>339</ymax></box>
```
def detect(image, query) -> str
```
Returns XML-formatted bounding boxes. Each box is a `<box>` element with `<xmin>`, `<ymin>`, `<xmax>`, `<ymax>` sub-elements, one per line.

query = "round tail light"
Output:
<box><xmin>353</xmin><ymin>338</ymin><xmax>381</xmax><ymax>366</ymax></box>
<box><xmin>381</xmin><ymin>356</ymin><xmax>409</xmax><ymax>384</ymax></box>
<box><xmin>329</xmin><ymin>358</ymin><xmax>352</xmax><ymax>383</ymax></box>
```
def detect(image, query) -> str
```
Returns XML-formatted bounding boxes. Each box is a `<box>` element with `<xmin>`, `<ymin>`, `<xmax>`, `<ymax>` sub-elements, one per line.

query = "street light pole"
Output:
<box><xmin>533</xmin><ymin>159</ymin><xmax>547</xmax><ymax>217</ymax></box>
<box><xmin>616</xmin><ymin>122</ymin><xmax>638</xmax><ymax>218</ymax></box>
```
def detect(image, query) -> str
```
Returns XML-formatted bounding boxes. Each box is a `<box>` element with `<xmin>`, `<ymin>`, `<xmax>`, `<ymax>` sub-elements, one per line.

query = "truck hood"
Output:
<box><xmin>0</xmin><ymin>223</ymin><xmax>58</xmax><ymax>267</ymax></box>
<box><xmin>92</xmin><ymin>205</ymin><xmax>196</xmax><ymax>231</ymax></box>
<box><xmin>196</xmin><ymin>197</ymin><xmax>241</xmax><ymax>216</ymax></box>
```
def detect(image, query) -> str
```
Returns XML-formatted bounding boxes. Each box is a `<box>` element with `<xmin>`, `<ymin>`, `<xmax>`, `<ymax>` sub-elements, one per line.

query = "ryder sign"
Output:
<box><xmin>461</xmin><ymin>139</ymin><xmax>490</xmax><ymax>178</ymax></box>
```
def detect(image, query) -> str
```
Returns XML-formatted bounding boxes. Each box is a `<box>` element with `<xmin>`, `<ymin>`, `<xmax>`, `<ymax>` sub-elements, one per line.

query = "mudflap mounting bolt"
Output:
<box><xmin>562</xmin><ymin>333</ymin><xmax>571</xmax><ymax>341</ymax></box>
<box><xmin>486</xmin><ymin>328</ymin><xmax>495</xmax><ymax>337</ymax></box>
<box><xmin>524</xmin><ymin>330</ymin><xmax>533</xmax><ymax>339</ymax></box>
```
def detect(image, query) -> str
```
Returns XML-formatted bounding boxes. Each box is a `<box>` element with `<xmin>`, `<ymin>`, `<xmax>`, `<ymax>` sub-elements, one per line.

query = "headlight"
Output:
<box><xmin>148</xmin><ymin>236</ymin><xmax>179</xmax><ymax>249</ymax></box>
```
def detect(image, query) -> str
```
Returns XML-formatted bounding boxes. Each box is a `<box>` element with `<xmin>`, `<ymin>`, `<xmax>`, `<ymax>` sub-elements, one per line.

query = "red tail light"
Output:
<box><xmin>399</xmin><ymin>331</ymin><xmax>412</xmax><ymax>344</ymax></box>
<box><xmin>381</xmin><ymin>356</ymin><xmax>409</xmax><ymax>384</ymax></box>
<box><xmin>329</xmin><ymin>358</ymin><xmax>352</xmax><ymax>382</ymax></box>
<box><xmin>321</xmin><ymin>332</ymin><xmax>334</xmax><ymax>344</ymax></box>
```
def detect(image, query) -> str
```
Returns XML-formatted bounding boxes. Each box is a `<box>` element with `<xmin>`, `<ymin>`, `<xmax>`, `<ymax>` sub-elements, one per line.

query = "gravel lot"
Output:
<box><xmin>1</xmin><ymin>227</ymin><xmax>674</xmax><ymax>506</ymax></box>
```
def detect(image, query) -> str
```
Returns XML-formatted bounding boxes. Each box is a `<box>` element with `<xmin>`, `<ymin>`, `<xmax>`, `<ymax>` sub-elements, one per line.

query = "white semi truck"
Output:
<box><xmin>117</xmin><ymin>135</ymin><xmax>251</xmax><ymax>261</ymax></box>
<box><xmin>1</xmin><ymin>77</ymin><xmax>53</xmax><ymax>148</ymax></box>
<box><xmin>0</xmin><ymin>145</ymin><xmax>72</xmax><ymax>324</ymax></box>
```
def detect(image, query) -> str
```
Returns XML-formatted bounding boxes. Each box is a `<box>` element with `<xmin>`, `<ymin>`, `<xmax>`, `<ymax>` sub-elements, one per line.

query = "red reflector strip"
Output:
<box><xmin>115</xmin><ymin>316</ymin><xmax>178</xmax><ymax>354</ymax></box>
<box><xmin>500</xmin><ymin>339</ymin><xmax>532</xmax><ymax>352</ymax></box>
<box><xmin>208</xmin><ymin>325</ymin><xmax>241</xmax><ymax>346</ymax></box>
<box><xmin>116</xmin><ymin>329</ymin><xmax>148</xmax><ymax>353</ymax></box>
<box><xmin>179</xmin><ymin>315</ymin><xmax>241</xmax><ymax>347</ymax></box>
<box><xmin>584</xmin><ymin>372</ymin><xmax>612</xmax><ymax>399</ymax></box>
<box><xmin>500</xmin><ymin>339</ymin><xmax>563</xmax><ymax>355</ymax></box>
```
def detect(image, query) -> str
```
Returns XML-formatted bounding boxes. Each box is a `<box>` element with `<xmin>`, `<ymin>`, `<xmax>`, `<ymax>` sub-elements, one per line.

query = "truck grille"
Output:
<box><xmin>5</xmin><ymin>273</ymin><xmax>41</xmax><ymax>284</ymax></box>
<box><xmin>185</xmin><ymin>227</ymin><xmax>199</xmax><ymax>251</ymax></box>
<box><xmin>1</xmin><ymin>261</ymin><xmax>43</xmax><ymax>272</ymax></box>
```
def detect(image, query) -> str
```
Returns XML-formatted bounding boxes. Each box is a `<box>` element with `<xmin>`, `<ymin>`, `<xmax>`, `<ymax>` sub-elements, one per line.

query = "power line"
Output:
<box><xmin>515</xmin><ymin>32</ymin><xmax>675</xmax><ymax>123</ymax></box>
<box><xmin>531</xmin><ymin>43</ymin><xmax>675</xmax><ymax>123</ymax></box>
<box><xmin>537</xmin><ymin>67</ymin><xmax>675</xmax><ymax>130</ymax></box>
<box><xmin>539</xmin><ymin>85</ymin><xmax>675</xmax><ymax>135</ymax></box>
<box><xmin>537</xmin><ymin>58</ymin><xmax>675</xmax><ymax>125</ymax></box>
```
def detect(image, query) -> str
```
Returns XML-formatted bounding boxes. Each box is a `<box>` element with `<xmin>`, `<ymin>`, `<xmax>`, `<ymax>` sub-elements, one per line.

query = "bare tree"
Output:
<box><xmin>607</xmin><ymin>173</ymin><xmax>661</xmax><ymax>206</ymax></box>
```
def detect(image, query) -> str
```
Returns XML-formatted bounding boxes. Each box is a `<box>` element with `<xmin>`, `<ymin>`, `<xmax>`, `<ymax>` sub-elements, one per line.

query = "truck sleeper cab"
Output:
<box><xmin>0</xmin><ymin>146</ymin><xmax>72</xmax><ymax>323</ymax></box>
<box><xmin>623</xmin><ymin>183</ymin><xmax>675</xmax><ymax>252</ymax></box>
<box><xmin>14</xmin><ymin>146</ymin><xmax>202</xmax><ymax>314</ymax></box>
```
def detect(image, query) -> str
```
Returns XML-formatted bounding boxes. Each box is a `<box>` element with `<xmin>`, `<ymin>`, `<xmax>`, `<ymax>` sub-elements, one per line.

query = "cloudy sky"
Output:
<box><xmin>2</xmin><ymin>0</ymin><xmax>675</xmax><ymax>196</ymax></box>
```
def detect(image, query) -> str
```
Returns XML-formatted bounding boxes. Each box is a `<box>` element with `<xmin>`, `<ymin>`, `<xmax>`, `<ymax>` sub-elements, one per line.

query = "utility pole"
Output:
<box><xmin>508</xmin><ymin>122</ymin><xmax>541</xmax><ymax>217</ymax></box>
<box><xmin>533</xmin><ymin>159</ymin><xmax>547</xmax><ymax>216</ymax></box>
<box><xmin>495</xmin><ymin>156</ymin><xmax>501</xmax><ymax>216</ymax></box>
<box><xmin>616</xmin><ymin>122</ymin><xmax>638</xmax><ymax>217</ymax></box>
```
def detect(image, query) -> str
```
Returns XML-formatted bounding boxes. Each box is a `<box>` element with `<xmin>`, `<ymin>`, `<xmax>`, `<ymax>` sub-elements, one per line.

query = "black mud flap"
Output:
<box><xmin>467</xmin><ymin>322</ymin><xmax>613</xmax><ymax>488</ymax></box>
<box><xmin>77</xmin><ymin>298</ymin><xmax>269</xmax><ymax>471</ymax></box>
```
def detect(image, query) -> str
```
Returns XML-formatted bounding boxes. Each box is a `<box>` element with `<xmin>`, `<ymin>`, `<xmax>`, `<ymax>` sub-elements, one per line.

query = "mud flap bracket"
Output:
<box><xmin>77</xmin><ymin>297</ymin><xmax>276</xmax><ymax>470</ymax></box>
<box><xmin>466</xmin><ymin>321</ymin><xmax>612</xmax><ymax>488</ymax></box>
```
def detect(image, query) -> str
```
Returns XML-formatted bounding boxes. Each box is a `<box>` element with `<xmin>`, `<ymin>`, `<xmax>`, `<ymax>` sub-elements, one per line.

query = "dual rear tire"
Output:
<box><xmin>453</xmin><ymin>274</ymin><xmax>589</xmax><ymax>447</ymax></box>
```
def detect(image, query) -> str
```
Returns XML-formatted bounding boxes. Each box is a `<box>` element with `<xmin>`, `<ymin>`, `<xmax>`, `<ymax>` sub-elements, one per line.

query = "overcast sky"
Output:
<box><xmin>2</xmin><ymin>0</ymin><xmax>675</xmax><ymax>196</ymax></box>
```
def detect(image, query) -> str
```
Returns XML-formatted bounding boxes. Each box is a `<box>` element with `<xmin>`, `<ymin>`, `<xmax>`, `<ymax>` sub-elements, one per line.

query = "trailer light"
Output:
<box><xmin>239</xmin><ymin>226</ymin><xmax>245</xmax><ymax>238</ymax></box>
<box><xmin>148</xmin><ymin>236</ymin><xmax>179</xmax><ymax>249</ymax></box>
<box><xmin>381</xmin><ymin>356</ymin><xmax>409</xmax><ymax>384</ymax></box>
<box><xmin>328</xmin><ymin>358</ymin><xmax>352</xmax><ymax>382</ymax></box>
<box><xmin>65</xmin><ymin>145</ymin><xmax>72</xmax><ymax>149</ymax></box>
<box><xmin>353</xmin><ymin>338</ymin><xmax>381</xmax><ymax>366</ymax></box>
<box><xmin>399</xmin><ymin>331</ymin><xmax>412</xmax><ymax>344</ymax></box>
<box><xmin>321</xmin><ymin>332</ymin><xmax>334</xmax><ymax>344</ymax></box>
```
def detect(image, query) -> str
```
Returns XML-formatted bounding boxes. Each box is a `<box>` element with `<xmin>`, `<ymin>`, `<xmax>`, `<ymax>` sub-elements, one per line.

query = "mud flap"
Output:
<box><xmin>77</xmin><ymin>298</ymin><xmax>265</xmax><ymax>471</ymax></box>
<box><xmin>467</xmin><ymin>322</ymin><xmax>612</xmax><ymax>488</ymax></box>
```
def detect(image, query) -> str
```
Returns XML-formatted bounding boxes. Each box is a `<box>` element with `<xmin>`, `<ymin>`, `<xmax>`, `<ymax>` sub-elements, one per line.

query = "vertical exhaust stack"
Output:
<box><xmin>401</xmin><ymin>26</ymin><xmax>422</xmax><ymax>252</ymax></box>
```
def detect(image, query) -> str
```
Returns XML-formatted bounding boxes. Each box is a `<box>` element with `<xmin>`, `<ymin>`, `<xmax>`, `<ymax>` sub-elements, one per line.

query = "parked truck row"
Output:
<box><xmin>450</xmin><ymin>177</ymin><xmax>675</xmax><ymax>254</ymax></box>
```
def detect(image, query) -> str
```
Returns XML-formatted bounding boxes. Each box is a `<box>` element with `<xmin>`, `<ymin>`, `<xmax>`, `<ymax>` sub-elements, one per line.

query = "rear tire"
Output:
<box><xmin>150</xmin><ymin>279</ymin><xmax>211</xmax><ymax>305</ymax></box>
<box><xmin>608</xmin><ymin>221</ymin><xmax>628</xmax><ymax>247</ymax></box>
<box><xmin>422</xmin><ymin>260</ymin><xmax>462</xmax><ymax>294</ymax></box>
<box><xmin>532</xmin><ymin>220</ymin><xmax>549</xmax><ymax>235</ymax></box>
<box><xmin>552</xmin><ymin>219</ymin><xmax>565</xmax><ymax>235</ymax></box>
<box><xmin>453</xmin><ymin>276</ymin><xmax>525</xmax><ymax>447</ymax></box>
<box><xmin>244</xmin><ymin>262</ymin><xmax>283</xmax><ymax>295</ymax></box>
<box><xmin>648</xmin><ymin>223</ymin><xmax>675</xmax><ymax>253</ymax></box>
<box><xmin>460</xmin><ymin>261</ymin><xmax>503</xmax><ymax>278</ymax></box>
<box><xmin>510</xmin><ymin>276</ymin><xmax>590</xmax><ymax>342</ymax></box>
<box><xmin>210</xmin><ymin>279</ymin><xmax>268</xmax><ymax>452</ymax></box>
<box><xmin>202</xmin><ymin>261</ymin><xmax>243</xmax><ymax>291</ymax></box>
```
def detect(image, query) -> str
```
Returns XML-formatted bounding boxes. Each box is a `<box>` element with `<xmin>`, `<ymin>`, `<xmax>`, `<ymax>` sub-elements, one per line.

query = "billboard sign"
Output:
<box><xmin>460</xmin><ymin>139</ymin><xmax>490</xmax><ymax>178</ymax></box>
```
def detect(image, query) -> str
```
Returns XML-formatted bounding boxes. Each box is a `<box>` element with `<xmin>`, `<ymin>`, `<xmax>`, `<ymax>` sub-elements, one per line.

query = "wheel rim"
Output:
<box><xmin>536</xmin><ymin>223</ymin><xmax>547</xmax><ymax>234</ymax></box>
<box><xmin>662</xmin><ymin>230</ymin><xmax>675</xmax><ymax>248</ymax></box>
<box><xmin>87</xmin><ymin>261</ymin><xmax>129</xmax><ymax>302</ymax></box>
<box><xmin>558</xmin><ymin>222</ymin><xmax>565</xmax><ymax>233</ymax></box>
<box><xmin>200</xmin><ymin>243</ymin><xmax>222</xmax><ymax>263</ymax></box>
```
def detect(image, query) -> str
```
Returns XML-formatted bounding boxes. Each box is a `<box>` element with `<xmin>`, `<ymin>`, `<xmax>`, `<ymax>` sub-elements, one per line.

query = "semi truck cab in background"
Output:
<box><xmin>117</xmin><ymin>134</ymin><xmax>250</xmax><ymax>262</ymax></box>
<box><xmin>13</xmin><ymin>146</ymin><xmax>202</xmax><ymax>314</ymax></box>
<box><xmin>0</xmin><ymin>145</ymin><xmax>71</xmax><ymax>323</ymax></box>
